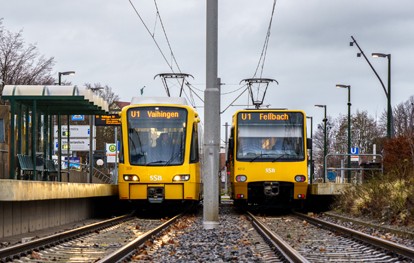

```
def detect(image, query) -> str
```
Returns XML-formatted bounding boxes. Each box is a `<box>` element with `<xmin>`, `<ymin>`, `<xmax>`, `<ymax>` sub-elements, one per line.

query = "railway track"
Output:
<box><xmin>97</xmin><ymin>213</ymin><xmax>183</xmax><ymax>262</ymax></box>
<box><xmin>1</xmin><ymin>207</ymin><xmax>413</xmax><ymax>262</ymax></box>
<box><xmin>0</xmin><ymin>213</ymin><xmax>182</xmax><ymax>262</ymax></box>
<box><xmin>247</xmin><ymin>211</ymin><xmax>414</xmax><ymax>262</ymax></box>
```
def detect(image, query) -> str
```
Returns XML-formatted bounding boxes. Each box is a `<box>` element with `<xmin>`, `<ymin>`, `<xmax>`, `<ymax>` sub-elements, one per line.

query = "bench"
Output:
<box><xmin>45</xmin><ymin>159</ymin><xmax>69</xmax><ymax>181</ymax></box>
<box><xmin>17</xmin><ymin>154</ymin><xmax>46</xmax><ymax>180</ymax></box>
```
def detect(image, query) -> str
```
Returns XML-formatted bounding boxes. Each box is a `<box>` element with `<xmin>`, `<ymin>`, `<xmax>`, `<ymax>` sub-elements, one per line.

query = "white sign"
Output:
<box><xmin>54</xmin><ymin>138</ymin><xmax>96</xmax><ymax>152</ymax></box>
<box><xmin>106</xmin><ymin>143</ymin><xmax>119</xmax><ymax>163</ymax></box>
<box><xmin>54</xmin><ymin>125</ymin><xmax>96</xmax><ymax>138</ymax></box>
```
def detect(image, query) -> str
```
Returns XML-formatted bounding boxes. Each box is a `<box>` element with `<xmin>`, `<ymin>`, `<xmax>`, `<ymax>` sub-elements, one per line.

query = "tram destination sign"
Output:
<box><xmin>95</xmin><ymin>114</ymin><xmax>121</xmax><ymax>126</ymax></box>
<box><xmin>237</xmin><ymin>111</ymin><xmax>303</xmax><ymax>124</ymax></box>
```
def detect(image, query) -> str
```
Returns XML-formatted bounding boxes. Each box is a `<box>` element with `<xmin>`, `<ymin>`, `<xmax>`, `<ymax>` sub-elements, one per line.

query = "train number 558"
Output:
<box><xmin>150</xmin><ymin>175</ymin><xmax>163</xmax><ymax>181</ymax></box>
<box><xmin>265</xmin><ymin>168</ymin><xmax>275</xmax><ymax>173</ymax></box>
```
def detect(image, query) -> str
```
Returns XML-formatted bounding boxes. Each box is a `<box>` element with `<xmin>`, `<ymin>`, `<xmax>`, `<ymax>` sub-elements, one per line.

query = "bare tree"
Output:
<box><xmin>85</xmin><ymin>83</ymin><xmax>120</xmax><ymax>152</ymax></box>
<box><xmin>84</xmin><ymin>83</ymin><xmax>119</xmax><ymax>109</ymax></box>
<box><xmin>350</xmin><ymin>110</ymin><xmax>382</xmax><ymax>154</ymax></box>
<box><xmin>393</xmin><ymin>95</ymin><xmax>414</xmax><ymax>137</ymax></box>
<box><xmin>0</xmin><ymin>19</ymin><xmax>55</xmax><ymax>103</ymax></box>
<box><xmin>312</xmin><ymin>116</ymin><xmax>335</xmax><ymax>177</ymax></box>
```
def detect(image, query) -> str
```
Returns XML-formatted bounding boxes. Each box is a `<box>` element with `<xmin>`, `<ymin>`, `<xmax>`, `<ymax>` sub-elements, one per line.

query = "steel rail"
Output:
<box><xmin>0</xmin><ymin>214</ymin><xmax>132</xmax><ymax>262</ymax></box>
<box><xmin>246</xmin><ymin>211</ymin><xmax>310</xmax><ymax>263</ymax></box>
<box><xmin>97</xmin><ymin>212</ymin><xmax>183</xmax><ymax>263</ymax></box>
<box><xmin>293</xmin><ymin>211</ymin><xmax>414</xmax><ymax>260</ymax></box>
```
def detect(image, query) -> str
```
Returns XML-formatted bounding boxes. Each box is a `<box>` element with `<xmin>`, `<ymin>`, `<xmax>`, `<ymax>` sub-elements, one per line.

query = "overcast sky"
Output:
<box><xmin>2</xmin><ymin>0</ymin><xmax>414</xmax><ymax>141</ymax></box>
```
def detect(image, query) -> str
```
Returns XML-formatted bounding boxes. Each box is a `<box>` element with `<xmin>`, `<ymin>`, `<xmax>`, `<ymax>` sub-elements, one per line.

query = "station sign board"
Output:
<box><xmin>71</xmin><ymin>115</ymin><xmax>85</xmax><ymax>121</ymax></box>
<box><xmin>95</xmin><ymin>114</ymin><xmax>121</xmax><ymax>126</ymax></box>
<box><xmin>54</xmin><ymin>138</ymin><xmax>96</xmax><ymax>152</ymax></box>
<box><xmin>106</xmin><ymin>142</ymin><xmax>119</xmax><ymax>163</ymax></box>
<box><xmin>350</xmin><ymin>147</ymin><xmax>359</xmax><ymax>162</ymax></box>
<box><xmin>54</xmin><ymin>125</ymin><xmax>96</xmax><ymax>138</ymax></box>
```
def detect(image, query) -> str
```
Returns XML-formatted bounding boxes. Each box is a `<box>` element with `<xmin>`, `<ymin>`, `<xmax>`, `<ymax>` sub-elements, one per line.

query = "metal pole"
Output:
<box><xmin>387</xmin><ymin>54</ymin><xmax>392</xmax><ymax>138</ymax></box>
<box><xmin>306</xmin><ymin>116</ymin><xmax>313</xmax><ymax>183</ymax></box>
<box><xmin>88</xmin><ymin>115</ymin><xmax>93</xmax><ymax>183</ymax></box>
<box><xmin>224</xmin><ymin>122</ymin><xmax>229</xmax><ymax>194</ymax></box>
<box><xmin>203</xmin><ymin>0</ymin><xmax>219</xmax><ymax>230</ymax></box>
<box><xmin>114</xmin><ymin>126</ymin><xmax>118</xmax><ymax>184</ymax></box>
<box><xmin>323</xmin><ymin>106</ymin><xmax>327</xmax><ymax>183</ymax></box>
<box><xmin>67</xmin><ymin>115</ymin><xmax>70</xmax><ymax>181</ymax></box>
<box><xmin>58</xmin><ymin>115</ymin><xmax>62</xmax><ymax>181</ymax></box>
<box><xmin>347</xmin><ymin>87</ymin><xmax>351</xmax><ymax>183</ymax></box>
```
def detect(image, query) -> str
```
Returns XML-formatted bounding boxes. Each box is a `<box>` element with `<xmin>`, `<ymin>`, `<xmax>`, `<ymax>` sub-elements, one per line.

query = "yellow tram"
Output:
<box><xmin>118</xmin><ymin>97</ymin><xmax>202</xmax><ymax>206</ymax></box>
<box><xmin>227</xmin><ymin>109</ymin><xmax>309</xmax><ymax>208</ymax></box>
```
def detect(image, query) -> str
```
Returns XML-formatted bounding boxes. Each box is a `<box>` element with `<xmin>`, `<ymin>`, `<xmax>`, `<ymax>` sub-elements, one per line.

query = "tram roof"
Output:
<box><xmin>131</xmin><ymin>96</ymin><xmax>188</xmax><ymax>105</ymax></box>
<box><xmin>2</xmin><ymin>85</ymin><xmax>109</xmax><ymax>115</ymax></box>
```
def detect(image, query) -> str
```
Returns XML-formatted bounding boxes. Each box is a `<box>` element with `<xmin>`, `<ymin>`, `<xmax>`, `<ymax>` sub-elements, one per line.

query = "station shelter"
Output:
<box><xmin>2</xmin><ymin>85</ymin><xmax>109</xmax><ymax>181</ymax></box>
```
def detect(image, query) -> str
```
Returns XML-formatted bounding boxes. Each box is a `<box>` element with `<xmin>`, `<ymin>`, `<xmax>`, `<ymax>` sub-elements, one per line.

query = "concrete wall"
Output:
<box><xmin>0</xmin><ymin>180</ymin><xmax>117</xmax><ymax>201</ymax></box>
<box><xmin>0</xmin><ymin>180</ymin><xmax>119</xmax><ymax>239</ymax></box>
<box><xmin>0</xmin><ymin>199</ymin><xmax>93</xmax><ymax>238</ymax></box>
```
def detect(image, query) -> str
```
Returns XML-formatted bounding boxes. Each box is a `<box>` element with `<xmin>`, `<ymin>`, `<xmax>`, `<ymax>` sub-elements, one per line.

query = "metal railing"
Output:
<box><xmin>323</xmin><ymin>153</ymin><xmax>383</xmax><ymax>184</ymax></box>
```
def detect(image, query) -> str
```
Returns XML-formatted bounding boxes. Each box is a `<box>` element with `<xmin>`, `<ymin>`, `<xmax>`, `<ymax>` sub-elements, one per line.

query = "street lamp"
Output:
<box><xmin>315</xmin><ymin>104</ymin><xmax>327</xmax><ymax>183</ymax></box>
<box><xmin>87</xmin><ymin>86</ymin><xmax>104</xmax><ymax>183</ymax></box>
<box><xmin>306</xmin><ymin>116</ymin><xmax>314</xmax><ymax>183</ymax></box>
<box><xmin>336</xmin><ymin>84</ymin><xmax>351</xmax><ymax>183</ymax></box>
<box><xmin>349</xmin><ymin>36</ymin><xmax>392</xmax><ymax>138</ymax></box>
<box><xmin>372</xmin><ymin>53</ymin><xmax>392</xmax><ymax>138</ymax></box>
<box><xmin>58</xmin><ymin>71</ymin><xmax>75</xmax><ymax>85</ymax></box>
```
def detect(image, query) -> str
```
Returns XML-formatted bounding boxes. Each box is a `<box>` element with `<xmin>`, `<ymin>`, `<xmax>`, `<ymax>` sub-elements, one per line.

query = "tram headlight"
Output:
<box><xmin>294</xmin><ymin>175</ymin><xmax>306</xmax><ymax>182</ymax></box>
<box><xmin>123</xmin><ymin>174</ymin><xmax>140</xmax><ymax>181</ymax></box>
<box><xmin>236</xmin><ymin>175</ymin><xmax>247</xmax><ymax>182</ymax></box>
<box><xmin>173</xmin><ymin>174</ymin><xmax>190</xmax><ymax>181</ymax></box>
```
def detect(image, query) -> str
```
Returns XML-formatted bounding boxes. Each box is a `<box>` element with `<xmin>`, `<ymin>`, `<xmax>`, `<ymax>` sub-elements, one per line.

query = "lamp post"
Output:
<box><xmin>306</xmin><ymin>116</ymin><xmax>314</xmax><ymax>183</ymax></box>
<box><xmin>336</xmin><ymin>84</ymin><xmax>351</xmax><ymax>182</ymax></box>
<box><xmin>58</xmin><ymin>71</ymin><xmax>75</xmax><ymax>85</ymax></box>
<box><xmin>349</xmin><ymin>36</ymin><xmax>392</xmax><ymax>138</ymax></box>
<box><xmin>372</xmin><ymin>53</ymin><xmax>392</xmax><ymax>138</ymax></box>
<box><xmin>88</xmin><ymin>87</ymin><xmax>104</xmax><ymax>183</ymax></box>
<box><xmin>315</xmin><ymin>104</ymin><xmax>327</xmax><ymax>183</ymax></box>
<box><xmin>57</xmin><ymin>71</ymin><xmax>75</xmax><ymax>180</ymax></box>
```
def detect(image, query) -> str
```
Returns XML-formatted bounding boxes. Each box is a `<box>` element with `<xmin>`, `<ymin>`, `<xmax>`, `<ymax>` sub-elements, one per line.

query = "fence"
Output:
<box><xmin>323</xmin><ymin>153</ymin><xmax>383</xmax><ymax>184</ymax></box>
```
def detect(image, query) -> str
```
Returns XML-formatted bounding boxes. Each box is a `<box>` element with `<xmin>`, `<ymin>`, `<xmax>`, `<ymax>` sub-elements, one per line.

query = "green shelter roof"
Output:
<box><xmin>2</xmin><ymin>85</ymin><xmax>109</xmax><ymax>115</ymax></box>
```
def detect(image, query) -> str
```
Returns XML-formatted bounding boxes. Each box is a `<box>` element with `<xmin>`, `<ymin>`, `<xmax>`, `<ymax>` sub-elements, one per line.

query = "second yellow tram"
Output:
<box><xmin>227</xmin><ymin>109</ymin><xmax>309</xmax><ymax>208</ymax></box>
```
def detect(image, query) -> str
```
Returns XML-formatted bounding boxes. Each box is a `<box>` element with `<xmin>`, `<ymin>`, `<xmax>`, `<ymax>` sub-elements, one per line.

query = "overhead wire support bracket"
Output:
<box><xmin>154</xmin><ymin>73</ymin><xmax>194</xmax><ymax>97</ymax></box>
<box><xmin>241</xmin><ymin>78</ymin><xmax>278</xmax><ymax>109</ymax></box>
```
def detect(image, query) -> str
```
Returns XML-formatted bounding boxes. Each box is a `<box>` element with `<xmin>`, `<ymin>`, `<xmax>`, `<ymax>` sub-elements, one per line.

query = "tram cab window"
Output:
<box><xmin>190</xmin><ymin>124</ymin><xmax>199</xmax><ymax>163</ymax></box>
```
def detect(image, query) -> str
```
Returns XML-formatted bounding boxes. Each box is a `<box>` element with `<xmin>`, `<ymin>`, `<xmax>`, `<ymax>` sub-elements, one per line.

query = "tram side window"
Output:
<box><xmin>119</xmin><ymin>126</ymin><xmax>124</xmax><ymax>163</ymax></box>
<box><xmin>190</xmin><ymin>124</ymin><xmax>199</xmax><ymax>163</ymax></box>
<box><xmin>0</xmin><ymin>119</ymin><xmax>4</xmax><ymax>143</ymax></box>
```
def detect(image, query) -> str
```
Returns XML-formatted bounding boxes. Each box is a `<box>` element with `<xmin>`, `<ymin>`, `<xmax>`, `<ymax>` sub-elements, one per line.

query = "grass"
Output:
<box><xmin>332</xmin><ymin>170</ymin><xmax>414</xmax><ymax>226</ymax></box>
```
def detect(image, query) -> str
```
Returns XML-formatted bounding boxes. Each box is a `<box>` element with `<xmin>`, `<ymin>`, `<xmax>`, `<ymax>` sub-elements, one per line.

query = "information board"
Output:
<box><xmin>95</xmin><ymin>114</ymin><xmax>121</xmax><ymax>126</ymax></box>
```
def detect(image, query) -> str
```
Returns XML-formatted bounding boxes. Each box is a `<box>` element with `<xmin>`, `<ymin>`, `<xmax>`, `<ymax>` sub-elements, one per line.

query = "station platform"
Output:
<box><xmin>0</xmin><ymin>180</ymin><xmax>119</xmax><ymax>239</ymax></box>
<box><xmin>308</xmin><ymin>182</ymin><xmax>350</xmax><ymax>195</ymax></box>
<box><xmin>0</xmin><ymin>179</ymin><xmax>118</xmax><ymax>201</ymax></box>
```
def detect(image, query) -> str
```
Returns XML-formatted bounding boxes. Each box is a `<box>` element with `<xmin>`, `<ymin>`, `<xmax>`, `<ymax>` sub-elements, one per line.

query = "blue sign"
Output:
<box><xmin>71</xmin><ymin>115</ymin><xmax>85</xmax><ymax>121</ymax></box>
<box><xmin>327</xmin><ymin>171</ymin><xmax>336</xmax><ymax>181</ymax></box>
<box><xmin>350</xmin><ymin>147</ymin><xmax>359</xmax><ymax>155</ymax></box>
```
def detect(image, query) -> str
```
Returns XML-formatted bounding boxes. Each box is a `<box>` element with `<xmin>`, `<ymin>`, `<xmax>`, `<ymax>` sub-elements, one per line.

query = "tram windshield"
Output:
<box><xmin>127</xmin><ymin>106</ymin><xmax>187</xmax><ymax>166</ymax></box>
<box><xmin>236</xmin><ymin>112</ymin><xmax>305</xmax><ymax>161</ymax></box>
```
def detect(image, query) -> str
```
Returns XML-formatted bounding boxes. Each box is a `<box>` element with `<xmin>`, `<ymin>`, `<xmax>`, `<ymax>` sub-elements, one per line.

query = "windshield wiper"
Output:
<box><xmin>270</xmin><ymin>153</ymin><xmax>299</xmax><ymax>162</ymax></box>
<box><xmin>249</xmin><ymin>152</ymin><xmax>264</xmax><ymax>162</ymax></box>
<box><xmin>147</xmin><ymin>160</ymin><xmax>167</xmax><ymax>165</ymax></box>
<box><xmin>165</xmin><ymin>151</ymin><xmax>181</xmax><ymax>166</ymax></box>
